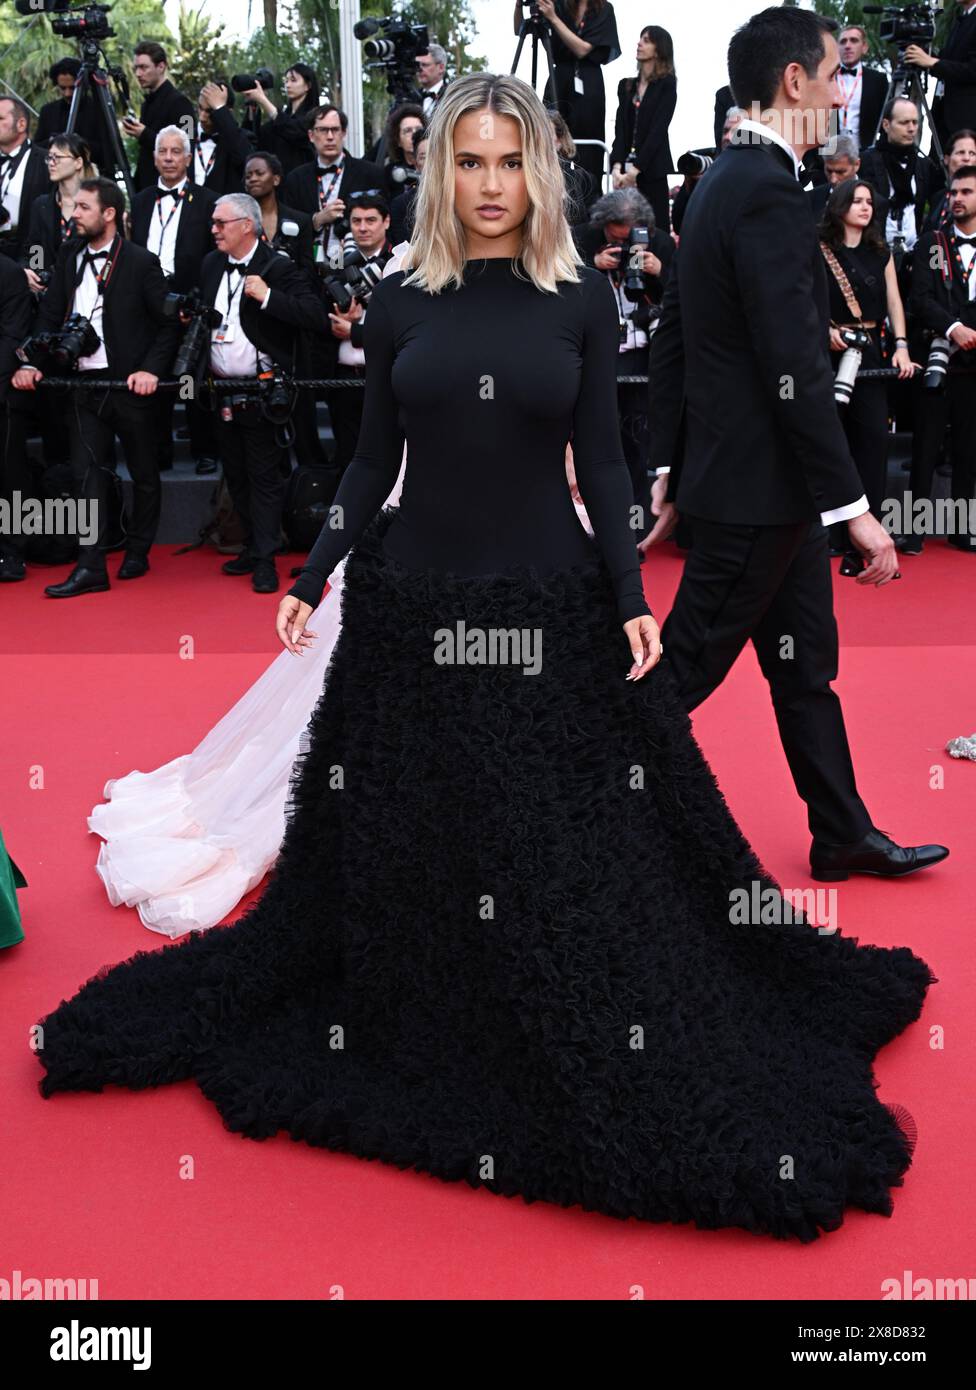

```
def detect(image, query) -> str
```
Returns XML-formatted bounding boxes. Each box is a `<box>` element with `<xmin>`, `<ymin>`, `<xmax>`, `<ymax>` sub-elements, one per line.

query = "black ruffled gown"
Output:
<box><xmin>35</xmin><ymin>258</ymin><xmax>936</xmax><ymax>1242</ymax></box>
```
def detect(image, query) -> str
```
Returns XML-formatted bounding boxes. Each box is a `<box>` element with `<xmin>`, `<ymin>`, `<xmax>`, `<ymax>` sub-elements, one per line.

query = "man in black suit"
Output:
<box><xmin>645</xmin><ymin>6</ymin><xmax>947</xmax><ymax>881</ymax></box>
<box><xmin>194</xmin><ymin>82</ymin><xmax>255</xmax><ymax>197</ymax></box>
<box><xmin>0</xmin><ymin>254</ymin><xmax>36</xmax><ymax>581</ymax></box>
<box><xmin>835</xmin><ymin>24</ymin><xmax>887</xmax><ymax>151</ymax></box>
<box><xmin>131</xmin><ymin>124</ymin><xmax>218</xmax><ymax>475</ymax></box>
<box><xmin>124</xmin><ymin>42</ymin><xmax>195</xmax><ymax>192</ymax></box>
<box><xmin>11</xmin><ymin>178</ymin><xmax>179</xmax><ymax>595</ymax></box>
<box><xmin>906</xmin><ymin>168</ymin><xmax>976</xmax><ymax>555</ymax></box>
<box><xmin>34</xmin><ymin>57</ymin><xmax>108</xmax><ymax>172</ymax></box>
<box><xmin>906</xmin><ymin>0</ymin><xmax>976</xmax><ymax>146</ymax></box>
<box><xmin>282</xmin><ymin>105</ymin><xmax>384</xmax><ymax>271</ymax></box>
<box><xmin>201</xmin><ymin>192</ymin><xmax>325</xmax><ymax>593</ymax></box>
<box><xmin>416</xmin><ymin>45</ymin><xmax>450</xmax><ymax>122</ymax></box>
<box><xmin>860</xmin><ymin>99</ymin><xmax>938</xmax><ymax>272</ymax></box>
<box><xmin>0</xmin><ymin>97</ymin><xmax>52</xmax><ymax>262</ymax></box>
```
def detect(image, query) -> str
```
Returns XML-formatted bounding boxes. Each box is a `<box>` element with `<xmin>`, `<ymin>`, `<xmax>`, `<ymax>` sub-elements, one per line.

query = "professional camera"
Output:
<box><xmin>322</xmin><ymin>244</ymin><xmax>387</xmax><ymax>311</ymax></box>
<box><xmin>230</xmin><ymin>68</ymin><xmax>275</xmax><ymax>95</ymax></box>
<box><xmin>833</xmin><ymin>326</ymin><xmax>873</xmax><ymax>405</ymax></box>
<box><xmin>676</xmin><ymin>151</ymin><xmax>714</xmax><ymax>178</ymax></box>
<box><xmin>388</xmin><ymin>165</ymin><xmax>420</xmax><ymax>188</ymax></box>
<box><xmin>354</xmin><ymin>13</ymin><xmax>429</xmax><ymax>100</ymax></box>
<box><xmin>923</xmin><ymin>333</ymin><xmax>955</xmax><ymax>390</ymax></box>
<box><xmin>621</xmin><ymin>224</ymin><xmax>651</xmax><ymax>302</ymax></box>
<box><xmin>14</xmin><ymin>0</ymin><xmax>114</xmax><ymax>41</ymax></box>
<box><xmin>162</xmin><ymin>289</ymin><xmax>222</xmax><ymax>378</ymax></box>
<box><xmin>864</xmin><ymin>3</ymin><xmax>937</xmax><ymax>49</ymax></box>
<box><xmin>16</xmin><ymin>313</ymin><xmax>100</xmax><ymax>371</ymax></box>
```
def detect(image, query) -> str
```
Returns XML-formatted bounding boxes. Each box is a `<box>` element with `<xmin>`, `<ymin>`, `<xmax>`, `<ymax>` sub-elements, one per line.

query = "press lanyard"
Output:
<box><xmin>318</xmin><ymin>161</ymin><xmax>343</xmax><ymax>210</ymax></box>
<box><xmin>223</xmin><ymin>266</ymin><xmax>246</xmax><ymax>320</ymax></box>
<box><xmin>195</xmin><ymin>143</ymin><xmax>216</xmax><ymax>183</ymax></box>
<box><xmin>155</xmin><ymin>187</ymin><xmax>184</xmax><ymax>238</ymax></box>
<box><xmin>837</xmin><ymin>69</ymin><xmax>862</xmax><ymax>131</ymax></box>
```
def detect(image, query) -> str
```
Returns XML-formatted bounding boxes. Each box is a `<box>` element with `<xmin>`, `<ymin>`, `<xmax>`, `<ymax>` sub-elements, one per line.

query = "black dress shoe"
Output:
<box><xmin>838</xmin><ymin>552</ymin><xmax>865</xmax><ymax>577</ymax></box>
<box><xmin>221</xmin><ymin>553</ymin><xmax>256</xmax><ymax>576</ymax></box>
<box><xmin>252</xmin><ymin>561</ymin><xmax>279</xmax><ymax>593</ymax></box>
<box><xmin>44</xmin><ymin>566</ymin><xmax>110</xmax><ymax>598</ymax></box>
<box><xmin>117</xmin><ymin>554</ymin><xmax>149</xmax><ymax>580</ymax></box>
<box><xmin>195</xmin><ymin>457</ymin><xmax>219</xmax><ymax>475</ymax></box>
<box><xmin>0</xmin><ymin>554</ymin><xmax>26</xmax><ymax>582</ymax></box>
<box><xmin>896</xmin><ymin>535</ymin><xmax>924</xmax><ymax>556</ymax></box>
<box><xmin>810</xmin><ymin>827</ymin><xmax>949</xmax><ymax>882</ymax></box>
<box><xmin>946</xmin><ymin>536</ymin><xmax>976</xmax><ymax>554</ymax></box>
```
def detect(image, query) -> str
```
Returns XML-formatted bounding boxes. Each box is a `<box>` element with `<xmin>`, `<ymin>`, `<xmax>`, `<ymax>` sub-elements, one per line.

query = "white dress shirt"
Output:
<box><xmin>316</xmin><ymin>157</ymin><xmax>346</xmax><ymax>263</ymax></box>
<box><xmin>194</xmin><ymin>134</ymin><xmax>217</xmax><ymax>187</ymax></box>
<box><xmin>657</xmin><ymin>117</ymin><xmax>868</xmax><ymax>527</ymax></box>
<box><xmin>946</xmin><ymin>224</ymin><xmax>976</xmax><ymax>338</ymax></box>
<box><xmin>147</xmin><ymin>176</ymin><xmax>187</xmax><ymax>277</ymax></box>
<box><xmin>210</xmin><ymin>238</ymin><xmax>272</xmax><ymax>377</ymax></box>
<box><xmin>0</xmin><ymin>138</ymin><xmax>31</xmax><ymax>233</ymax></box>
<box><xmin>73</xmin><ymin>241</ymin><xmax>111</xmax><ymax>371</ymax></box>
<box><xmin>421</xmin><ymin>81</ymin><xmax>445</xmax><ymax>121</ymax></box>
<box><xmin>837</xmin><ymin>64</ymin><xmax>864</xmax><ymax>147</ymax></box>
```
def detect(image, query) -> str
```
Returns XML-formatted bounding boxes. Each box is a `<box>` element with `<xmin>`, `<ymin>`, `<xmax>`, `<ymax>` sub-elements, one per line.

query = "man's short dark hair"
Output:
<box><xmin>246</xmin><ymin>149</ymin><xmax>283</xmax><ymax>179</ymax></box>
<box><xmin>884</xmin><ymin>95</ymin><xmax>918</xmax><ymax>123</ymax></box>
<box><xmin>728</xmin><ymin>7</ymin><xmax>837</xmax><ymax>111</ymax></box>
<box><xmin>0</xmin><ymin>95</ymin><xmax>31</xmax><ymax>129</ymax></box>
<box><xmin>950</xmin><ymin>168</ymin><xmax>976</xmax><ymax>187</ymax></box>
<box><xmin>309</xmin><ymin>104</ymin><xmax>348</xmax><ymax>132</ymax></box>
<box><xmin>411</xmin><ymin>125</ymin><xmax>429</xmax><ymax>155</ymax></box>
<box><xmin>134</xmin><ymin>41</ymin><xmax>167</xmax><ymax>67</ymax></box>
<box><xmin>347</xmin><ymin>193</ymin><xmax>390</xmax><ymax>220</ymax></box>
<box><xmin>49</xmin><ymin>57</ymin><xmax>82</xmax><ymax>82</ymax></box>
<box><xmin>80</xmin><ymin>176</ymin><xmax>126</xmax><ymax>225</ymax></box>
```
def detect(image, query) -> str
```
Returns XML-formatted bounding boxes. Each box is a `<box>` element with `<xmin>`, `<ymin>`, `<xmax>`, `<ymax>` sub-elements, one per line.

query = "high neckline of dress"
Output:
<box><xmin>463</xmin><ymin>255</ymin><xmax>523</xmax><ymax>267</ymax></box>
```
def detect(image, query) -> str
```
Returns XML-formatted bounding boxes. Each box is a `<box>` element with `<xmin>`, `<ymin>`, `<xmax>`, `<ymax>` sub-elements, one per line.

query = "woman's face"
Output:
<box><xmin>398</xmin><ymin>116</ymin><xmax>424</xmax><ymax>161</ymax></box>
<box><xmin>637</xmin><ymin>34</ymin><xmax>657</xmax><ymax>63</ymax></box>
<box><xmin>244</xmin><ymin>158</ymin><xmax>278</xmax><ymax>200</ymax></box>
<box><xmin>844</xmin><ymin>185</ymin><xmax>874</xmax><ymax>230</ymax></box>
<box><xmin>285</xmin><ymin>70</ymin><xmax>309</xmax><ymax>101</ymax></box>
<box><xmin>452</xmin><ymin>109</ymin><xmax>528</xmax><ymax>251</ymax></box>
<box><xmin>46</xmin><ymin>144</ymin><xmax>81</xmax><ymax>184</ymax></box>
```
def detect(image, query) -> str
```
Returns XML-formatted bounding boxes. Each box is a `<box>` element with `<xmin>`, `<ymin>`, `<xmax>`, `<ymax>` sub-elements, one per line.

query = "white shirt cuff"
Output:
<box><xmin>947</xmin><ymin>320</ymin><xmax>962</xmax><ymax>339</ymax></box>
<box><xmin>260</xmin><ymin>287</ymin><xmax>271</xmax><ymax>310</ymax></box>
<box><xmin>655</xmin><ymin>466</ymin><xmax>671</xmax><ymax>476</ymax></box>
<box><xmin>821</xmin><ymin>494</ymin><xmax>869</xmax><ymax>527</ymax></box>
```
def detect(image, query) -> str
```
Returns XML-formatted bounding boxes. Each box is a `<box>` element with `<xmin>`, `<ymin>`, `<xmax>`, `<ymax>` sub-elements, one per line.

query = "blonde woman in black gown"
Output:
<box><xmin>35</xmin><ymin>74</ymin><xmax>935</xmax><ymax>1243</ymax></box>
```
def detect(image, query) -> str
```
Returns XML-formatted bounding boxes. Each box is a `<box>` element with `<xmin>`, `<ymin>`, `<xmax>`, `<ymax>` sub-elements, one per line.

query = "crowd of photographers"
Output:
<box><xmin>1</xmin><ymin>4</ymin><xmax>975</xmax><ymax>597</ymax></box>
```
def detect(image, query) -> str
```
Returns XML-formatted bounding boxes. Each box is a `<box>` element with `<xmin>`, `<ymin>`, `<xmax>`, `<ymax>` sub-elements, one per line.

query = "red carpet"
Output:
<box><xmin>3</xmin><ymin>541</ymin><xmax>973</xmax><ymax>1299</ymax></box>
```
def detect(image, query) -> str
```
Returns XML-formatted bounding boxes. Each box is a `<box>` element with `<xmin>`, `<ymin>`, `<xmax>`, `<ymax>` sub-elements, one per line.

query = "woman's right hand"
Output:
<box><xmin>276</xmin><ymin>596</ymin><xmax>317</xmax><ymax>654</ymax></box>
<box><xmin>829</xmin><ymin>327</ymin><xmax>846</xmax><ymax>353</ymax></box>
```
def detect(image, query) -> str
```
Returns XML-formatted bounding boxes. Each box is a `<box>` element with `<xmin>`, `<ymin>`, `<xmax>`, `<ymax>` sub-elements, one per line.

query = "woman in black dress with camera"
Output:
<box><xmin>819</xmin><ymin>178</ymin><xmax>917</xmax><ymax>575</ymax></box>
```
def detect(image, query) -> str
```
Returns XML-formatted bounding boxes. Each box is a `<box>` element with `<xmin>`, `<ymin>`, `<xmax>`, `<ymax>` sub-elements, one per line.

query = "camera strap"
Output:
<box><xmin>819</xmin><ymin>242</ymin><xmax>864</xmax><ymax>322</ymax></box>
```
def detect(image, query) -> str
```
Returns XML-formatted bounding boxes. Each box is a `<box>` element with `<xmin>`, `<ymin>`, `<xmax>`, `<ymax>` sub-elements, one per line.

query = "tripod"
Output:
<box><xmin>65</xmin><ymin>35</ymin><xmax>134</xmax><ymax>200</ymax></box>
<box><xmin>511</xmin><ymin>1</ymin><xmax>556</xmax><ymax>94</ymax></box>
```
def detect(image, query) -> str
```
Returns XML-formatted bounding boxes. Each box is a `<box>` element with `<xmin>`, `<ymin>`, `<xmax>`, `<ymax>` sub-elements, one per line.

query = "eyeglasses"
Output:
<box><xmin>348</xmin><ymin>188</ymin><xmax>382</xmax><ymax>198</ymax></box>
<box><xmin>313</xmin><ymin>125</ymin><xmax>343</xmax><ymax>135</ymax></box>
<box><xmin>211</xmin><ymin>216</ymin><xmax>250</xmax><ymax>227</ymax></box>
<box><xmin>45</xmin><ymin>152</ymin><xmax>74</xmax><ymax>164</ymax></box>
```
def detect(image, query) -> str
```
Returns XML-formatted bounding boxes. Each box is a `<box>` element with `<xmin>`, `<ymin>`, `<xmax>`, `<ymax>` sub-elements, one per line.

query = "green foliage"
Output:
<box><xmin>167</xmin><ymin>2</ymin><xmax>233</xmax><ymax>99</ymax></box>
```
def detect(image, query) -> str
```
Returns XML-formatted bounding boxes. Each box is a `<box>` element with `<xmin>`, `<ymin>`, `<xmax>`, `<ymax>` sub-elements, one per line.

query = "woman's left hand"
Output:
<box><xmin>893</xmin><ymin>347</ymin><xmax>919</xmax><ymax>379</ymax></box>
<box><xmin>623</xmin><ymin>614</ymin><xmax>662</xmax><ymax>681</ymax></box>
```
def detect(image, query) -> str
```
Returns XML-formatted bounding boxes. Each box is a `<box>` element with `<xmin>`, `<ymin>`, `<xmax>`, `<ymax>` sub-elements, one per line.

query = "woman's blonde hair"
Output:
<box><xmin>400</xmin><ymin>72</ymin><xmax>583</xmax><ymax>295</ymax></box>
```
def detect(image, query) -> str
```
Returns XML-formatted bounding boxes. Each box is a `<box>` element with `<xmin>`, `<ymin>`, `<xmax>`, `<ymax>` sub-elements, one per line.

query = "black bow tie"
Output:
<box><xmin>83</xmin><ymin>249</ymin><xmax>109</xmax><ymax>265</ymax></box>
<box><xmin>228</xmin><ymin>261</ymin><xmax>248</xmax><ymax>273</ymax></box>
<box><xmin>839</xmin><ymin>64</ymin><xmax>859</xmax><ymax>76</ymax></box>
<box><xmin>956</xmin><ymin>235</ymin><xmax>976</xmax><ymax>246</ymax></box>
<box><xmin>157</xmin><ymin>186</ymin><xmax>181</xmax><ymax>199</ymax></box>
<box><xmin>318</xmin><ymin>164</ymin><xmax>341</xmax><ymax>174</ymax></box>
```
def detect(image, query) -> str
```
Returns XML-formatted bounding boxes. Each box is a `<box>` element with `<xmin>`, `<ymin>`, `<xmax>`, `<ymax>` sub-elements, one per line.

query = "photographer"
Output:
<box><xmin>905</xmin><ymin>0</ymin><xmax>976</xmax><ymax>148</ymax></box>
<box><xmin>513</xmin><ymin>1</ymin><xmax>622</xmax><ymax>187</ymax></box>
<box><xmin>323</xmin><ymin>193</ymin><xmax>395</xmax><ymax>482</ymax></box>
<box><xmin>34</xmin><ymin>57</ymin><xmax>107</xmax><ymax>172</ymax></box>
<box><xmin>239</xmin><ymin>65</ymin><xmax>320</xmax><ymax>177</ymax></box>
<box><xmin>860</xmin><ymin>98</ymin><xmax>938</xmax><ymax>289</ymax></box>
<box><xmin>23</xmin><ymin>134</ymin><xmax>95</xmax><ymax>287</ymax></box>
<box><xmin>379</xmin><ymin>103</ymin><xmax>425</xmax><ymax>204</ymax></box>
<box><xmin>0</xmin><ymin>253</ymin><xmax>35</xmax><ymax>582</ymax></box>
<box><xmin>282</xmin><ymin>105</ymin><xmax>384</xmax><ymax>270</ymax></box>
<box><xmin>389</xmin><ymin>125</ymin><xmax>428</xmax><ymax>244</ymax></box>
<box><xmin>0</xmin><ymin>97</ymin><xmax>52</xmax><ymax>263</ymax></box>
<box><xmin>244</xmin><ymin>152</ymin><xmax>314</xmax><ymax>279</ymax></box>
<box><xmin>124</xmin><ymin>43</ymin><xmax>195</xmax><ymax>193</ymax></box>
<box><xmin>835</xmin><ymin>25</ymin><xmax>888</xmax><ymax>152</ymax></box>
<box><xmin>904</xmin><ymin>166</ymin><xmax>976</xmax><ymax>556</ymax></box>
<box><xmin>578</xmin><ymin>187</ymin><xmax>673</xmax><ymax>537</ymax></box>
<box><xmin>131</xmin><ymin>125</ymin><xmax>218</xmax><ymax>476</ymax></box>
<box><xmin>195</xmin><ymin>82</ymin><xmax>255</xmax><ymax>197</ymax></box>
<box><xmin>416</xmin><ymin>44</ymin><xmax>450</xmax><ymax>121</ymax></box>
<box><xmin>609</xmin><ymin>25</ymin><xmax>677</xmax><ymax>234</ymax></box>
<box><xmin>671</xmin><ymin>107</ymin><xmax>745</xmax><ymax>235</ymax></box>
<box><xmin>10</xmin><ymin>177</ymin><xmax>180</xmax><ymax>596</ymax></box>
<box><xmin>201</xmin><ymin>192</ymin><xmax>325</xmax><ymax>593</ymax></box>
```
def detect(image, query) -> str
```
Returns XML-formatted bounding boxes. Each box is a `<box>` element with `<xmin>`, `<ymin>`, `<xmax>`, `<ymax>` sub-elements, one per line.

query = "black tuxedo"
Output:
<box><xmin>267</xmin><ymin>201</ymin><xmax>316</xmax><ymax>283</ymax></box>
<box><xmin>911</xmin><ymin>225</ymin><xmax>976</xmax><ymax>349</ymax></box>
<box><xmin>932</xmin><ymin>5</ymin><xmax>976</xmax><ymax>143</ymax></box>
<box><xmin>192</xmin><ymin>105</ymin><xmax>254</xmax><ymax>196</ymax></box>
<box><xmin>0</xmin><ymin>253</ymin><xmax>32</xmax><ymax>402</ymax></box>
<box><xmin>646</xmin><ymin>132</ymin><xmax>873</xmax><ymax>846</ymax></box>
<box><xmin>282</xmin><ymin>154</ymin><xmax>386</xmax><ymax>223</ymax></box>
<box><xmin>842</xmin><ymin>64</ymin><xmax>887</xmax><ymax>150</ymax></box>
<box><xmin>0</xmin><ymin>144</ymin><xmax>52</xmax><ymax>261</ymax></box>
<box><xmin>134</xmin><ymin>80</ymin><xmax>196</xmax><ymax>191</ymax></box>
<box><xmin>130</xmin><ymin>181</ymin><xmax>217</xmax><ymax>292</ymax></box>
<box><xmin>199</xmin><ymin>238</ymin><xmax>324</xmax><ymax>376</ymax></box>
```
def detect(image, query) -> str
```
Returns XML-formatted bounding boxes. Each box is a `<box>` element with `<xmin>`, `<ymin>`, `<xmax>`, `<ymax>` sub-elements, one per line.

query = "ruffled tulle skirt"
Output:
<box><xmin>36</xmin><ymin>507</ymin><xmax>936</xmax><ymax>1241</ymax></box>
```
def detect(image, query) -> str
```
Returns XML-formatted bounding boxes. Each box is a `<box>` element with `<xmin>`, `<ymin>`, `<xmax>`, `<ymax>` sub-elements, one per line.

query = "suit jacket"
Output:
<box><xmin>856</xmin><ymin>66</ymin><xmax>888</xmax><ymax>151</ymax></box>
<box><xmin>130</xmin><ymin>181</ymin><xmax>218</xmax><ymax>293</ymax></box>
<box><xmin>267</xmin><ymin>200</ymin><xmax>316</xmax><ymax>284</ymax></box>
<box><xmin>282</xmin><ymin>154</ymin><xmax>386</xmax><ymax>220</ymax></box>
<box><xmin>858</xmin><ymin>144</ymin><xmax>935</xmax><ymax>239</ymax></box>
<box><xmin>135</xmin><ymin>80</ymin><xmax>196</xmax><ymax>191</ymax></box>
<box><xmin>193</xmin><ymin>105</ymin><xmax>254</xmax><ymax>196</ymax></box>
<box><xmin>23</xmin><ymin>192</ymin><xmax>69</xmax><ymax>275</ymax></box>
<box><xmin>199</xmin><ymin>238</ymin><xmax>326</xmax><ymax>377</ymax></box>
<box><xmin>911</xmin><ymin>226</ymin><xmax>976</xmax><ymax>369</ymax></box>
<box><xmin>0</xmin><ymin>252</ymin><xmax>33</xmax><ymax>401</ymax></box>
<box><xmin>35</xmin><ymin>94</ymin><xmax>108</xmax><ymax>171</ymax></box>
<box><xmin>35</xmin><ymin>237</ymin><xmax>180</xmax><ymax>379</ymax></box>
<box><xmin>646</xmin><ymin>134</ymin><xmax>863</xmax><ymax>525</ymax></box>
<box><xmin>1</xmin><ymin>144</ymin><xmax>52</xmax><ymax>261</ymax></box>
<box><xmin>609</xmin><ymin>74</ymin><xmax>676</xmax><ymax>179</ymax></box>
<box><xmin>932</xmin><ymin>6</ymin><xmax>976</xmax><ymax>141</ymax></box>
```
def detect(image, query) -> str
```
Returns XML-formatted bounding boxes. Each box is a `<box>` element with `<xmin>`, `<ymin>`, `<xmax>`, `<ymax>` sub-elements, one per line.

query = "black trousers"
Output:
<box><xmin>828</xmin><ymin>377</ymin><xmax>889</xmax><ymax>553</ymax></box>
<box><xmin>70</xmin><ymin>380</ymin><xmax>161</xmax><ymax>570</ymax></box>
<box><xmin>215</xmin><ymin>405</ymin><xmax>289</xmax><ymax>564</ymax></box>
<box><xmin>327</xmin><ymin>363</ymin><xmax>366</xmax><ymax>476</ymax></box>
<box><xmin>909</xmin><ymin>371</ymin><xmax>976</xmax><ymax>541</ymax></box>
<box><xmin>661</xmin><ymin>516</ymin><xmax>872</xmax><ymax>846</ymax></box>
<box><xmin>616</xmin><ymin>347</ymin><xmax>652</xmax><ymax>541</ymax></box>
